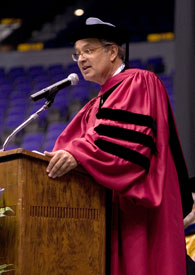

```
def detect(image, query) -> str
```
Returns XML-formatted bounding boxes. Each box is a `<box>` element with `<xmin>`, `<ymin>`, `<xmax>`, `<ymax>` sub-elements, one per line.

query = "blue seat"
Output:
<box><xmin>22</xmin><ymin>132</ymin><xmax>44</xmax><ymax>143</ymax></box>
<box><xmin>0</xmin><ymin>76</ymin><xmax>12</xmax><ymax>84</ymax></box>
<box><xmin>21</xmin><ymin>132</ymin><xmax>45</xmax><ymax>151</ymax></box>
<box><xmin>42</xmin><ymin>122</ymin><xmax>67</xmax><ymax>152</ymax></box>
<box><xmin>159</xmin><ymin>74</ymin><xmax>174</xmax><ymax>96</ymax></box>
<box><xmin>129</xmin><ymin>58</ymin><xmax>145</xmax><ymax>69</ymax></box>
<box><xmin>46</xmin><ymin>122</ymin><xmax>67</xmax><ymax>137</ymax></box>
<box><xmin>159</xmin><ymin>74</ymin><xmax>173</xmax><ymax>87</ymax></box>
<box><xmin>68</xmin><ymin>113</ymin><xmax>77</xmax><ymax>123</ymax></box>
<box><xmin>66</xmin><ymin>63</ymin><xmax>80</xmax><ymax>73</ymax></box>
<box><xmin>0</xmin><ymin>67</ymin><xmax>5</xmax><ymax>76</ymax></box>
<box><xmin>0</xmin><ymin>97</ymin><xmax>9</xmax><ymax>110</ymax></box>
<box><xmin>7</xmin><ymin>100</ymin><xmax>28</xmax><ymax>116</ymax></box>
<box><xmin>78</xmin><ymin>79</ymin><xmax>90</xmax><ymax>88</ymax></box>
<box><xmin>70</xmin><ymin>85</ymin><xmax>90</xmax><ymax>105</ymax></box>
<box><xmin>50</xmin><ymin>90</ymin><xmax>70</xmax><ymax>114</ymax></box>
<box><xmin>5</xmin><ymin>143</ymin><xmax>19</xmax><ymax>150</ymax></box>
<box><xmin>33</xmin><ymin>80</ymin><xmax>51</xmax><ymax>91</ymax></box>
<box><xmin>27</xmin><ymin>65</ymin><xmax>44</xmax><ymax>75</ymax></box>
<box><xmin>66</xmin><ymin>98</ymin><xmax>83</xmax><ymax>121</ymax></box>
<box><xmin>27</xmin><ymin>99</ymin><xmax>47</xmax><ymax>114</ymax></box>
<box><xmin>4</xmin><ymin>114</ymin><xmax>26</xmax><ymax>131</ymax></box>
<box><xmin>145</xmin><ymin>57</ymin><xmax>165</xmax><ymax>74</ymax></box>
<box><xmin>32</xmin><ymin>74</ymin><xmax>50</xmax><ymax>82</ymax></box>
<box><xmin>27</xmin><ymin>99</ymin><xmax>48</xmax><ymax>126</ymax></box>
<box><xmin>51</xmin><ymin>73</ymin><xmax>67</xmax><ymax>82</ymax></box>
<box><xmin>13</xmin><ymin>76</ymin><xmax>30</xmax><ymax>86</ymax></box>
<box><xmin>42</xmin><ymin>139</ymin><xmax>55</xmax><ymax>152</ymax></box>
<box><xmin>0</xmin><ymin>84</ymin><xmax>13</xmax><ymax>96</ymax></box>
<box><xmin>9</xmin><ymin>66</ymin><xmax>26</xmax><ymax>78</ymax></box>
<box><xmin>43</xmin><ymin>122</ymin><xmax>68</xmax><ymax>150</ymax></box>
<box><xmin>0</xmin><ymin>115</ymin><xmax>4</xmax><ymax>137</ymax></box>
<box><xmin>28</xmin><ymin>66</ymin><xmax>47</xmax><ymax>82</ymax></box>
<box><xmin>71</xmin><ymin>86</ymin><xmax>90</xmax><ymax>97</ymax></box>
<box><xmin>14</xmin><ymin>83</ymin><xmax>32</xmax><ymax>95</ymax></box>
<box><xmin>48</xmin><ymin>64</ymin><xmax>65</xmax><ymax>75</ymax></box>
<box><xmin>28</xmin><ymin>99</ymin><xmax>49</xmax><ymax>116</ymax></box>
<box><xmin>90</xmin><ymin>82</ymin><xmax>100</xmax><ymax>92</ymax></box>
<box><xmin>9</xmin><ymin>90</ymin><xmax>29</xmax><ymax>101</ymax></box>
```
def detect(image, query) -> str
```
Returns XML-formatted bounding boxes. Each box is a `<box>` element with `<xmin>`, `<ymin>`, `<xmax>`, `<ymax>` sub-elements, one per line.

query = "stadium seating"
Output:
<box><xmin>21</xmin><ymin>132</ymin><xmax>45</xmax><ymax>151</ymax></box>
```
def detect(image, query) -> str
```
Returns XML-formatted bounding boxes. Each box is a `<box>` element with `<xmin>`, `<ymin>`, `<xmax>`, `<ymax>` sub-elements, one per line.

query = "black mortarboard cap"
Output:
<box><xmin>69</xmin><ymin>17</ymin><xmax>130</xmax><ymax>67</ymax></box>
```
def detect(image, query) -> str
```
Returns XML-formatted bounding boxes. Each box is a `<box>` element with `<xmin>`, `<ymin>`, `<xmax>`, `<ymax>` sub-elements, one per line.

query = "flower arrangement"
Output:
<box><xmin>0</xmin><ymin>188</ymin><xmax>14</xmax><ymax>274</ymax></box>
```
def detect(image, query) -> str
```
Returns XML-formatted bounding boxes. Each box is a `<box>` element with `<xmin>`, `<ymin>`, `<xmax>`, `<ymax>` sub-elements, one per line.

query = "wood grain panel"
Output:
<box><xmin>0</xmin><ymin>149</ymin><xmax>106</xmax><ymax>275</ymax></box>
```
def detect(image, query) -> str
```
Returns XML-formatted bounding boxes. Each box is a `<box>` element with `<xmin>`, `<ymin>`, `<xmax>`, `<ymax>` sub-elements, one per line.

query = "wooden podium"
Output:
<box><xmin>0</xmin><ymin>149</ymin><xmax>106</xmax><ymax>275</ymax></box>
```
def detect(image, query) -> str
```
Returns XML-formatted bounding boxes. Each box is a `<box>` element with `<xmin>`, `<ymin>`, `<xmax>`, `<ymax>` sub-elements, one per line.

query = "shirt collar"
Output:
<box><xmin>112</xmin><ymin>63</ymin><xmax>125</xmax><ymax>76</ymax></box>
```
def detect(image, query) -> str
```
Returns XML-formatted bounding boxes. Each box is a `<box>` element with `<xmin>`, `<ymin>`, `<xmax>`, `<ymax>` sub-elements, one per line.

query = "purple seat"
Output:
<box><xmin>42</xmin><ymin>121</ymin><xmax>67</xmax><ymax>151</ymax></box>
<box><xmin>145</xmin><ymin>57</ymin><xmax>165</xmax><ymax>74</ymax></box>
<box><xmin>14</xmin><ymin>83</ymin><xmax>32</xmax><ymax>95</ymax></box>
<box><xmin>50</xmin><ymin>91</ymin><xmax>69</xmax><ymax>115</ymax></box>
<box><xmin>4</xmin><ymin>114</ymin><xmax>26</xmax><ymax>131</ymax></box>
<box><xmin>27</xmin><ymin>99</ymin><xmax>48</xmax><ymax>125</ymax></box>
<box><xmin>71</xmin><ymin>86</ymin><xmax>90</xmax><ymax>98</ymax></box>
<box><xmin>51</xmin><ymin>73</ymin><xmax>67</xmax><ymax>83</ymax></box>
<box><xmin>90</xmin><ymin>82</ymin><xmax>100</xmax><ymax>92</ymax></box>
<box><xmin>4</xmin><ymin>143</ymin><xmax>19</xmax><ymax>150</ymax></box>
<box><xmin>33</xmin><ymin>81</ymin><xmax>51</xmax><ymax>92</ymax></box>
<box><xmin>0</xmin><ymin>97</ymin><xmax>9</xmax><ymax>110</ymax></box>
<box><xmin>66</xmin><ymin>63</ymin><xmax>80</xmax><ymax>73</ymax></box>
<box><xmin>129</xmin><ymin>58</ymin><xmax>145</xmax><ymax>69</ymax></box>
<box><xmin>27</xmin><ymin>65</ymin><xmax>44</xmax><ymax>76</ymax></box>
<box><xmin>48</xmin><ymin>64</ymin><xmax>65</xmax><ymax>76</ymax></box>
<box><xmin>47</xmin><ymin>121</ymin><xmax>67</xmax><ymax>135</ymax></box>
<box><xmin>0</xmin><ymin>84</ymin><xmax>13</xmax><ymax>97</ymax></box>
<box><xmin>9</xmin><ymin>66</ymin><xmax>25</xmax><ymax>73</ymax></box>
<box><xmin>9</xmin><ymin>90</ymin><xmax>29</xmax><ymax>101</ymax></box>
<box><xmin>41</xmin><ymin>139</ymin><xmax>55</xmax><ymax>152</ymax></box>
<box><xmin>21</xmin><ymin>132</ymin><xmax>45</xmax><ymax>151</ymax></box>
<box><xmin>7</xmin><ymin>103</ymin><xmax>27</xmax><ymax>118</ymax></box>
<box><xmin>0</xmin><ymin>67</ymin><xmax>5</xmax><ymax>76</ymax></box>
<box><xmin>13</xmin><ymin>76</ymin><xmax>30</xmax><ymax>86</ymax></box>
<box><xmin>0</xmin><ymin>116</ymin><xmax>4</xmax><ymax>137</ymax></box>
<box><xmin>8</xmin><ymin>66</ymin><xmax>26</xmax><ymax>78</ymax></box>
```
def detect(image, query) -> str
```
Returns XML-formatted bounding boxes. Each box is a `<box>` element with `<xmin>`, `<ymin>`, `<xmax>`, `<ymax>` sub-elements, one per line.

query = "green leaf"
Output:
<box><xmin>0</xmin><ymin>207</ymin><xmax>14</xmax><ymax>217</ymax></box>
<box><xmin>0</xmin><ymin>264</ymin><xmax>14</xmax><ymax>273</ymax></box>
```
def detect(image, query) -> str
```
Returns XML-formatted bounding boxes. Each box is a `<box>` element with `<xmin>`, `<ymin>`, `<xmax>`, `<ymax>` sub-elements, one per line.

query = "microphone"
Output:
<box><xmin>30</xmin><ymin>73</ymin><xmax>79</xmax><ymax>101</ymax></box>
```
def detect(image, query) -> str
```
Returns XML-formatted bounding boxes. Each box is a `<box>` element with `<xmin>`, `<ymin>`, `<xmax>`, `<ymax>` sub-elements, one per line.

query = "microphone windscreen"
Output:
<box><xmin>68</xmin><ymin>73</ymin><xmax>79</xmax><ymax>85</ymax></box>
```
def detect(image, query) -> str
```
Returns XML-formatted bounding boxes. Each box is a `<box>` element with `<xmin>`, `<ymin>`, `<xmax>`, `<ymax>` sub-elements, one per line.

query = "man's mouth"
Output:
<box><xmin>82</xmin><ymin>65</ymin><xmax>91</xmax><ymax>72</ymax></box>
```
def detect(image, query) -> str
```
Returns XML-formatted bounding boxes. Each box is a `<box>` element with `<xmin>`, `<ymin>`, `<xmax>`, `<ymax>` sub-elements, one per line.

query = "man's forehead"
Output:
<box><xmin>74</xmin><ymin>38</ymin><xmax>100</xmax><ymax>49</ymax></box>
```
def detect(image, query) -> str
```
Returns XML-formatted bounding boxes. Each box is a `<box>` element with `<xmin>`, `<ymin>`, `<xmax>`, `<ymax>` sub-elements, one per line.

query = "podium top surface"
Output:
<box><xmin>0</xmin><ymin>148</ymin><xmax>50</xmax><ymax>162</ymax></box>
<box><xmin>0</xmin><ymin>148</ymin><xmax>88</xmax><ymax>175</ymax></box>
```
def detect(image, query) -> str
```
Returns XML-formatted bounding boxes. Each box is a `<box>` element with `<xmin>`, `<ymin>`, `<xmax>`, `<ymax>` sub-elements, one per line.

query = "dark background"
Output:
<box><xmin>0</xmin><ymin>0</ymin><xmax>175</xmax><ymax>48</ymax></box>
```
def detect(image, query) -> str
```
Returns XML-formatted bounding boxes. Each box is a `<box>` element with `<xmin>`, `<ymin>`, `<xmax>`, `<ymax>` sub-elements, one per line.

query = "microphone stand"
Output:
<box><xmin>0</xmin><ymin>98</ymin><xmax>54</xmax><ymax>152</ymax></box>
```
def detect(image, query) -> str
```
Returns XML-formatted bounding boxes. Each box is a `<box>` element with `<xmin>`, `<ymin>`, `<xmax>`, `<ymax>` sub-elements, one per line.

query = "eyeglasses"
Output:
<box><xmin>72</xmin><ymin>44</ymin><xmax>113</xmax><ymax>62</ymax></box>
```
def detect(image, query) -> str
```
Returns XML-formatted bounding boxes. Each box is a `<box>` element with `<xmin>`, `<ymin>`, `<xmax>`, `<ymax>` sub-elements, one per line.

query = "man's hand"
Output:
<box><xmin>44</xmin><ymin>150</ymin><xmax>78</xmax><ymax>179</ymax></box>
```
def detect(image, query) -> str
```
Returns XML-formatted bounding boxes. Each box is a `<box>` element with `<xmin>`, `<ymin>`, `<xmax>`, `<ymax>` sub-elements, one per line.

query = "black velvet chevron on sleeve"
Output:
<box><xmin>94</xmin><ymin>124</ymin><xmax>156</xmax><ymax>153</ymax></box>
<box><xmin>94</xmin><ymin>139</ymin><xmax>150</xmax><ymax>172</ymax></box>
<box><xmin>96</xmin><ymin>108</ymin><xmax>157</xmax><ymax>136</ymax></box>
<box><xmin>95</xmin><ymin>81</ymin><xmax>155</xmax><ymax>172</ymax></box>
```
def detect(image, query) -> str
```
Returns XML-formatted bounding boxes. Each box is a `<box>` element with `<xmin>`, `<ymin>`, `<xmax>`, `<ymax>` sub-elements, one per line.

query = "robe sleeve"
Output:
<box><xmin>53</xmin><ymin>70</ymin><xmax>171</xmax><ymax>208</ymax></box>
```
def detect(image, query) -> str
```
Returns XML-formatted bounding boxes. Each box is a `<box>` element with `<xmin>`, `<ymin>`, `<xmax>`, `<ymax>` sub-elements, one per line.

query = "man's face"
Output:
<box><xmin>74</xmin><ymin>38</ymin><xmax>113</xmax><ymax>85</ymax></box>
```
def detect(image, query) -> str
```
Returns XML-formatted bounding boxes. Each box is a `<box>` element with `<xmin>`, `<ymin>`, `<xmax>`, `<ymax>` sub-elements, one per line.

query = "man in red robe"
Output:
<box><xmin>45</xmin><ymin>17</ymin><xmax>193</xmax><ymax>275</ymax></box>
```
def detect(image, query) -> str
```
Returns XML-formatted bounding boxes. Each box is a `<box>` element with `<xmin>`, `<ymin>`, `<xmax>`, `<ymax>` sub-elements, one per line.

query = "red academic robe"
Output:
<box><xmin>53</xmin><ymin>69</ymin><xmax>187</xmax><ymax>275</ymax></box>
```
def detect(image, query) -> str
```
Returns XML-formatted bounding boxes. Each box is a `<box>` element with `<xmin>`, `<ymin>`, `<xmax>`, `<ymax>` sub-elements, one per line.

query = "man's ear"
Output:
<box><xmin>110</xmin><ymin>45</ymin><xmax>119</xmax><ymax>62</ymax></box>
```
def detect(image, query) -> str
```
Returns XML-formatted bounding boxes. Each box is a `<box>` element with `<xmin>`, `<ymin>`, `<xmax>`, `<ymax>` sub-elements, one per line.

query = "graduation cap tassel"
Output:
<box><xmin>125</xmin><ymin>40</ymin><xmax>130</xmax><ymax>69</ymax></box>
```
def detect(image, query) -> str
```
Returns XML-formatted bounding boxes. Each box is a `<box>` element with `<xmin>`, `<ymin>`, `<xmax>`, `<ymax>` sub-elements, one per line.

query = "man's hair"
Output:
<box><xmin>98</xmin><ymin>39</ymin><xmax>125</xmax><ymax>61</ymax></box>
